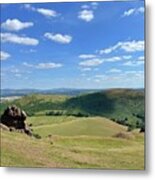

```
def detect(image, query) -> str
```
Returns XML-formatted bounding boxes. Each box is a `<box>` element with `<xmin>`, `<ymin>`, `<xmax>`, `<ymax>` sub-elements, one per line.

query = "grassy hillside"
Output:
<box><xmin>0</xmin><ymin>94</ymin><xmax>68</xmax><ymax>116</ymax></box>
<box><xmin>1</xmin><ymin>89</ymin><xmax>145</xmax><ymax>169</ymax></box>
<box><xmin>31</xmin><ymin>117</ymin><xmax>127</xmax><ymax>137</ymax></box>
<box><xmin>65</xmin><ymin>89</ymin><xmax>144</xmax><ymax>120</ymax></box>
<box><xmin>1</xmin><ymin>115</ymin><xmax>144</xmax><ymax>169</ymax></box>
<box><xmin>0</xmin><ymin>89</ymin><xmax>144</xmax><ymax>130</ymax></box>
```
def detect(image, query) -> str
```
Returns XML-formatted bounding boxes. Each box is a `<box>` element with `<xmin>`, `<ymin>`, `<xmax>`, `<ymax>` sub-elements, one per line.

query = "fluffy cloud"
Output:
<box><xmin>1</xmin><ymin>33</ymin><xmax>39</xmax><ymax>46</ymax></box>
<box><xmin>24</xmin><ymin>4</ymin><xmax>35</xmax><ymax>10</ymax></box>
<box><xmin>15</xmin><ymin>73</ymin><xmax>22</xmax><ymax>77</ymax></box>
<box><xmin>123</xmin><ymin>55</ymin><xmax>132</xmax><ymax>59</ymax></box>
<box><xmin>80</xmin><ymin>67</ymin><xmax>92</xmax><ymax>71</ymax></box>
<box><xmin>81</xmin><ymin>5</ymin><xmax>90</xmax><ymax>9</ymax></box>
<box><xmin>36</xmin><ymin>63</ymin><xmax>62</xmax><ymax>69</ymax></box>
<box><xmin>100</xmin><ymin>40</ymin><xmax>144</xmax><ymax>54</ymax></box>
<box><xmin>78</xmin><ymin>10</ymin><xmax>94</xmax><ymax>22</ymax></box>
<box><xmin>81</xmin><ymin>2</ymin><xmax>98</xmax><ymax>10</ymax></box>
<box><xmin>24</xmin><ymin>4</ymin><xmax>58</xmax><ymax>18</ymax></box>
<box><xmin>36</xmin><ymin>8</ymin><xmax>58</xmax><ymax>17</ymax></box>
<box><xmin>23</xmin><ymin>62</ymin><xmax>34</xmax><ymax>68</ymax></box>
<box><xmin>79</xmin><ymin>54</ymin><xmax>96</xmax><ymax>59</ymax></box>
<box><xmin>79</xmin><ymin>58</ymin><xmax>103</xmax><ymax>67</ymax></box>
<box><xmin>138</xmin><ymin>56</ymin><xmax>144</xmax><ymax>61</ymax></box>
<box><xmin>105</xmin><ymin>56</ymin><xmax>122</xmax><ymax>62</ymax></box>
<box><xmin>91</xmin><ymin>2</ymin><xmax>98</xmax><ymax>9</ymax></box>
<box><xmin>44</xmin><ymin>32</ymin><xmax>72</xmax><ymax>44</ymax></box>
<box><xmin>123</xmin><ymin>9</ymin><xmax>135</xmax><ymax>17</ymax></box>
<box><xmin>0</xmin><ymin>51</ymin><xmax>10</xmax><ymax>60</ymax></box>
<box><xmin>120</xmin><ymin>41</ymin><xmax>144</xmax><ymax>52</ymax></box>
<box><xmin>107</xmin><ymin>68</ymin><xmax>122</xmax><ymax>73</ymax></box>
<box><xmin>123</xmin><ymin>60</ymin><xmax>144</xmax><ymax>66</ymax></box>
<box><xmin>123</xmin><ymin>7</ymin><xmax>144</xmax><ymax>17</ymax></box>
<box><xmin>124</xmin><ymin>70</ymin><xmax>144</xmax><ymax>79</ymax></box>
<box><xmin>100</xmin><ymin>43</ymin><xmax>120</xmax><ymax>54</ymax></box>
<box><xmin>79</xmin><ymin>56</ymin><xmax>122</xmax><ymax>68</ymax></box>
<box><xmin>23</xmin><ymin>62</ymin><xmax>63</xmax><ymax>69</ymax></box>
<box><xmin>1</xmin><ymin>19</ymin><xmax>33</xmax><ymax>31</ymax></box>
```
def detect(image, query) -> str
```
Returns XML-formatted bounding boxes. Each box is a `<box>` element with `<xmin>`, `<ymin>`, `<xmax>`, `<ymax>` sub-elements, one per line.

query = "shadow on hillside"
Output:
<box><xmin>64</xmin><ymin>92</ymin><xmax>115</xmax><ymax>116</ymax></box>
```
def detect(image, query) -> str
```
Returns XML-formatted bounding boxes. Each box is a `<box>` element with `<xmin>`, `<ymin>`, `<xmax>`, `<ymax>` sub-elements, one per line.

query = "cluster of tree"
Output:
<box><xmin>46</xmin><ymin>110</ymin><xmax>89</xmax><ymax>117</ymax></box>
<box><xmin>46</xmin><ymin>111</ymin><xmax>64</xmax><ymax>116</ymax></box>
<box><xmin>110</xmin><ymin>117</ymin><xmax>128</xmax><ymax>126</ymax></box>
<box><xmin>133</xmin><ymin>113</ymin><xmax>145</xmax><ymax>132</ymax></box>
<box><xmin>111</xmin><ymin>113</ymin><xmax>145</xmax><ymax>132</ymax></box>
<box><xmin>66</xmin><ymin>111</ymin><xmax>89</xmax><ymax>117</ymax></box>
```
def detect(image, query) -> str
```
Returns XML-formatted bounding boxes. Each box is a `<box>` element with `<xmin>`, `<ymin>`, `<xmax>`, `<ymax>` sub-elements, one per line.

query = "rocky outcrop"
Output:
<box><xmin>0</xmin><ymin>105</ymin><xmax>32</xmax><ymax>136</ymax></box>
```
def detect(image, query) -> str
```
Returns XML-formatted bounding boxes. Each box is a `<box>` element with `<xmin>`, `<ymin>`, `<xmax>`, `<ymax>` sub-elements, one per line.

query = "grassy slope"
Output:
<box><xmin>1</xmin><ymin>89</ymin><xmax>144</xmax><ymax>122</ymax></box>
<box><xmin>0</xmin><ymin>94</ymin><xmax>68</xmax><ymax>115</ymax></box>
<box><xmin>31</xmin><ymin>116</ymin><xmax>127</xmax><ymax>137</ymax></box>
<box><xmin>1</xmin><ymin>116</ymin><xmax>144</xmax><ymax>169</ymax></box>
<box><xmin>1</xmin><ymin>89</ymin><xmax>145</xmax><ymax>169</ymax></box>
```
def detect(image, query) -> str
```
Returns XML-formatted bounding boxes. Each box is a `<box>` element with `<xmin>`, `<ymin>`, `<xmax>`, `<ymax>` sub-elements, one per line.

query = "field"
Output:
<box><xmin>0</xmin><ymin>89</ymin><xmax>145</xmax><ymax>169</ymax></box>
<box><xmin>1</xmin><ymin>115</ymin><xmax>144</xmax><ymax>169</ymax></box>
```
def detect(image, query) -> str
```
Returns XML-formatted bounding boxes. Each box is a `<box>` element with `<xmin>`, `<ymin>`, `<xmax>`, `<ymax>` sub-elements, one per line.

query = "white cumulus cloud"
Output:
<box><xmin>1</xmin><ymin>19</ymin><xmax>33</xmax><ymax>31</ymax></box>
<box><xmin>91</xmin><ymin>2</ymin><xmax>98</xmax><ymax>9</ymax></box>
<box><xmin>81</xmin><ymin>5</ymin><xmax>90</xmax><ymax>9</ymax></box>
<box><xmin>36</xmin><ymin>8</ymin><xmax>58</xmax><ymax>17</ymax></box>
<box><xmin>107</xmin><ymin>68</ymin><xmax>122</xmax><ymax>73</ymax></box>
<box><xmin>80</xmin><ymin>67</ymin><xmax>92</xmax><ymax>71</ymax></box>
<box><xmin>36</xmin><ymin>63</ymin><xmax>62</xmax><ymax>69</ymax></box>
<box><xmin>120</xmin><ymin>40</ymin><xmax>144</xmax><ymax>52</ymax></box>
<box><xmin>1</xmin><ymin>33</ymin><xmax>39</xmax><ymax>46</ymax></box>
<box><xmin>123</xmin><ymin>8</ymin><xmax>135</xmax><ymax>17</ymax></box>
<box><xmin>123</xmin><ymin>60</ymin><xmax>144</xmax><ymax>66</ymax></box>
<box><xmin>23</xmin><ymin>62</ymin><xmax>63</xmax><ymax>69</ymax></box>
<box><xmin>0</xmin><ymin>51</ymin><xmax>11</xmax><ymax>60</ymax></box>
<box><xmin>123</xmin><ymin>55</ymin><xmax>132</xmax><ymax>59</ymax></box>
<box><xmin>78</xmin><ymin>10</ymin><xmax>94</xmax><ymax>22</ymax></box>
<box><xmin>100</xmin><ymin>40</ymin><xmax>144</xmax><ymax>54</ymax></box>
<box><xmin>79</xmin><ymin>54</ymin><xmax>96</xmax><ymax>59</ymax></box>
<box><xmin>138</xmin><ymin>56</ymin><xmax>145</xmax><ymax>61</ymax></box>
<box><xmin>122</xmin><ymin>7</ymin><xmax>144</xmax><ymax>17</ymax></box>
<box><xmin>24</xmin><ymin>4</ymin><xmax>59</xmax><ymax>18</ymax></box>
<box><xmin>79</xmin><ymin>58</ymin><xmax>103</xmax><ymax>67</ymax></box>
<box><xmin>44</xmin><ymin>32</ymin><xmax>72</xmax><ymax>44</ymax></box>
<box><xmin>105</xmin><ymin>56</ymin><xmax>122</xmax><ymax>62</ymax></box>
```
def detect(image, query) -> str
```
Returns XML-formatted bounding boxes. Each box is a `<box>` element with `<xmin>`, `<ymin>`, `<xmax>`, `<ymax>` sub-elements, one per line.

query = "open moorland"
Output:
<box><xmin>0</xmin><ymin>89</ymin><xmax>145</xmax><ymax>169</ymax></box>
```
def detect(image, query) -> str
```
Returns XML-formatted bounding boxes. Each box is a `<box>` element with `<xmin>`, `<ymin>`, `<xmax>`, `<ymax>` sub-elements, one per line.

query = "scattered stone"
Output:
<box><xmin>113</xmin><ymin>132</ymin><xmax>135</xmax><ymax>140</ymax></box>
<box><xmin>48</xmin><ymin>134</ymin><xmax>52</xmax><ymax>138</ymax></box>
<box><xmin>33</xmin><ymin>133</ymin><xmax>41</xmax><ymax>139</ymax></box>
<box><xmin>50</xmin><ymin>141</ymin><xmax>53</xmax><ymax>145</ymax></box>
<box><xmin>29</xmin><ymin>123</ymin><xmax>33</xmax><ymax>127</ymax></box>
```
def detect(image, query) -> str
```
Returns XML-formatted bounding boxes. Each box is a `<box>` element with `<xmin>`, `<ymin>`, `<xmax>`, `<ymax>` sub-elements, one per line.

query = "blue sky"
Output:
<box><xmin>0</xmin><ymin>1</ymin><xmax>145</xmax><ymax>89</ymax></box>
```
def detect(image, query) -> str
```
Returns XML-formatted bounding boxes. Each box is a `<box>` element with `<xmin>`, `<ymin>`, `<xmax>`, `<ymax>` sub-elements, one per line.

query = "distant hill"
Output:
<box><xmin>1</xmin><ymin>88</ymin><xmax>99</xmax><ymax>97</ymax></box>
<box><xmin>0</xmin><ymin>88</ymin><xmax>144</xmax><ymax>128</ymax></box>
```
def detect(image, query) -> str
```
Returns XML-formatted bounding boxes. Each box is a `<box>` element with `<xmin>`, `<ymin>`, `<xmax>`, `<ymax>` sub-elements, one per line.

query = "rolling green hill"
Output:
<box><xmin>0</xmin><ymin>89</ymin><xmax>145</xmax><ymax>169</ymax></box>
<box><xmin>0</xmin><ymin>94</ymin><xmax>68</xmax><ymax>116</ymax></box>
<box><xmin>29</xmin><ymin>116</ymin><xmax>127</xmax><ymax>137</ymax></box>
<box><xmin>67</xmin><ymin>89</ymin><xmax>144</xmax><ymax>116</ymax></box>
<box><xmin>1</xmin><ymin>88</ymin><xmax>145</xmax><ymax>129</ymax></box>
<box><xmin>1</xmin><ymin>115</ymin><xmax>144</xmax><ymax>169</ymax></box>
<box><xmin>64</xmin><ymin>89</ymin><xmax>145</xmax><ymax>127</ymax></box>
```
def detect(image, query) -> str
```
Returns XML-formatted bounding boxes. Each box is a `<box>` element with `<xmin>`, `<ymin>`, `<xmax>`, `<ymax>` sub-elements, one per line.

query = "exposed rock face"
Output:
<box><xmin>0</xmin><ymin>105</ymin><xmax>32</xmax><ymax>136</ymax></box>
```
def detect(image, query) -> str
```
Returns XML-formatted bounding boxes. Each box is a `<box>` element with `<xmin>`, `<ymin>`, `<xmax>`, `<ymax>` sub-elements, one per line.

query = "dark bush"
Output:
<box><xmin>46</xmin><ymin>111</ymin><xmax>63</xmax><ymax>116</ymax></box>
<box><xmin>33</xmin><ymin>133</ymin><xmax>42</xmax><ymax>139</ymax></box>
